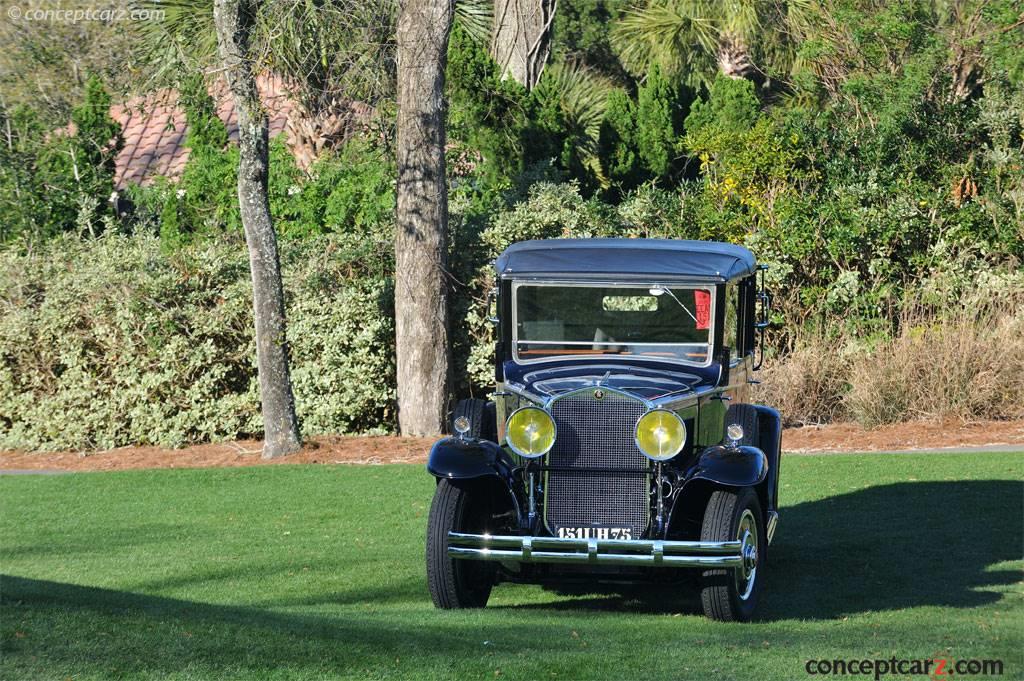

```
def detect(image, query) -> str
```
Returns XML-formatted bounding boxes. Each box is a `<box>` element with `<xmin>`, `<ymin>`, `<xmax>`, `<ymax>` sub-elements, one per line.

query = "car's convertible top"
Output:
<box><xmin>495</xmin><ymin>238</ymin><xmax>757</xmax><ymax>282</ymax></box>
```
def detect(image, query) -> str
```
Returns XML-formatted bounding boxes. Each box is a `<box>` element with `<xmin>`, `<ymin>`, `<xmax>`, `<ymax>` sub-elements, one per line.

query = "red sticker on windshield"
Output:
<box><xmin>694</xmin><ymin>290</ymin><xmax>711</xmax><ymax>329</ymax></box>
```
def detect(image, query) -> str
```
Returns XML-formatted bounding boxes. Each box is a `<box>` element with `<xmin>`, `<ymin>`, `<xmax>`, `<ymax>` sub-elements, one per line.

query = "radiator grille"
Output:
<box><xmin>544</xmin><ymin>391</ymin><xmax>651</xmax><ymax>538</ymax></box>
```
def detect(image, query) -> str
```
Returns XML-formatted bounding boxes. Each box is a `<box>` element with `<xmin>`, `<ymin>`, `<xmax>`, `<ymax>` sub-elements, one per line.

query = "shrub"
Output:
<box><xmin>598</xmin><ymin>89</ymin><xmax>646</xmax><ymax>192</ymax></box>
<box><xmin>684</xmin><ymin>75</ymin><xmax>759</xmax><ymax>136</ymax></box>
<box><xmin>755</xmin><ymin>334</ymin><xmax>854</xmax><ymax>427</ymax></box>
<box><xmin>634</xmin><ymin>63</ymin><xmax>686</xmax><ymax>178</ymax></box>
<box><xmin>445</xmin><ymin>25</ymin><xmax>532</xmax><ymax>193</ymax></box>
<box><xmin>550</xmin><ymin>0</ymin><xmax>630</xmax><ymax>84</ymax></box>
<box><xmin>756</xmin><ymin>290</ymin><xmax>1024</xmax><ymax>428</ymax></box>
<box><xmin>0</xmin><ymin>232</ymin><xmax>395</xmax><ymax>450</ymax></box>
<box><xmin>285</xmin><ymin>137</ymin><xmax>396</xmax><ymax>240</ymax></box>
<box><xmin>1</xmin><ymin>181</ymin><xmax>1020</xmax><ymax>451</ymax></box>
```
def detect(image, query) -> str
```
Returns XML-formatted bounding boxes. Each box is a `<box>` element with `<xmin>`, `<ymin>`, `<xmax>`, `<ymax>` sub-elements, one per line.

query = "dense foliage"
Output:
<box><xmin>0</xmin><ymin>76</ymin><xmax>123</xmax><ymax>242</ymax></box>
<box><xmin>1</xmin><ymin>0</ymin><xmax>1022</xmax><ymax>446</ymax></box>
<box><xmin>0</xmin><ymin>233</ymin><xmax>395</xmax><ymax>450</ymax></box>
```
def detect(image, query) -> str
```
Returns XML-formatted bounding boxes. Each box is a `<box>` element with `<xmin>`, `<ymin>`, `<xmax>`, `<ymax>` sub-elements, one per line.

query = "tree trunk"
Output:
<box><xmin>491</xmin><ymin>0</ymin><xmax>557</xmax><ymax>91</ymax></box>
<box><xmin>395</xmin><ymin>0</ymin><xmax>455</xmax><ymax>436</ymax></box>
<box><xmin>214</xmin><ymin>0</ymin><xmax>302</xmax><ymax>459</ymax></box>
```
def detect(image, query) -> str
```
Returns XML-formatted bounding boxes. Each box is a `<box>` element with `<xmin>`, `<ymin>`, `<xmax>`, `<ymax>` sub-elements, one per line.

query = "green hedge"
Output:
<box><xmin>5</xmin><ymin>178</ymin><xmax>1022</xmax><ymax>450</ymax></box>
<box><xmin>0</xmin><ymin>232</ymin><xmax>395</xmax><ymax>450</ymax></box>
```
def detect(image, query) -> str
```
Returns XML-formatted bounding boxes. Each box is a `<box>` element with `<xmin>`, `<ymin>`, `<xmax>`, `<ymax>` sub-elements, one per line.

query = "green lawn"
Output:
<box><xmin>1</xmin><ymin>453</ymin><xmax>1022</xmax><ymax>681</ymax></box>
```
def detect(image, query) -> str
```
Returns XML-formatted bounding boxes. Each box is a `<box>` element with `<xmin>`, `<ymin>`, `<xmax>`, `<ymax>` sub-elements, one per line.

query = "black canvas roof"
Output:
<box><xmin>495</xmin><ymin>238</ymin><xmax>757</xmax><ymax>282</ymax></box>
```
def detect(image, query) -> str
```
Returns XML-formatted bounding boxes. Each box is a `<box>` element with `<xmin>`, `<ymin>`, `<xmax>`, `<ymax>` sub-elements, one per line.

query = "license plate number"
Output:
<box><xmin>556</xmin><ymin>527</ymin><xmax>632</xmax><ymax>540</ymax></box>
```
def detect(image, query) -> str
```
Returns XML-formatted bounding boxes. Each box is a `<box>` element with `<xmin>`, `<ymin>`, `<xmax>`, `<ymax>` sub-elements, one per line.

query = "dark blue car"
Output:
<box><xmin>426</xmin><ymin>238</ymin><xmax>782</xmax><ymax>622</ymax></box>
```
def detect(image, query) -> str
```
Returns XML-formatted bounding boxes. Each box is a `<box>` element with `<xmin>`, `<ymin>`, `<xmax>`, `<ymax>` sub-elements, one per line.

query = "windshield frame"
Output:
<box><xmin>510</xmin><ymin>279</ymin><xmax>718</xmax><ymax>368</ymax></box>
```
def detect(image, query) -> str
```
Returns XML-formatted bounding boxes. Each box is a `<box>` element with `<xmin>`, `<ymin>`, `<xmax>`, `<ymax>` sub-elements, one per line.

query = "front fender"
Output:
<box><xmin>683</xmin><ymin>444</ymin><xmax>768</xmax><ymax>489</ymax></box>
<box><xmin>426</xmin><ymin>437</ymin><xmax>507</xmax><ymax>481</ymax></box>
<box><xmin>426</xmin><ymin>437</ymin><xmax>524</xmax><ymax>528</ymax></box>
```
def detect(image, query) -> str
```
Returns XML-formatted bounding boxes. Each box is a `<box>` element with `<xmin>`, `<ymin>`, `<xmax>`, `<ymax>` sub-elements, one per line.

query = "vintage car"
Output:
<box><xmin>425</xmin><ymin>238</ymin><xmax>782</xmax><ymax>621</ymax></box>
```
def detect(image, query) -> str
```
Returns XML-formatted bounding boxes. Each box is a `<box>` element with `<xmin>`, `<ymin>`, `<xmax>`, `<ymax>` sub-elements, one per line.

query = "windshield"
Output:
<box><xmin>513</xmin><ymin>283</ymin><xmax>714</xmax><ymax>365</ymax></box>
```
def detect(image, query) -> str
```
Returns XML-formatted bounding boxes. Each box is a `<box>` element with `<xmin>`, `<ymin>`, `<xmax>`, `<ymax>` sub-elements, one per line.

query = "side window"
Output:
<box><xmin>724</xmin><ymin>282</ymin><xmax>740</xmax><ymax>362</ymax></box>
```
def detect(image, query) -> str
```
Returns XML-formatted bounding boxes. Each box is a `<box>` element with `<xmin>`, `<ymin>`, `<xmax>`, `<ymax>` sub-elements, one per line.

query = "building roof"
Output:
<box><xmin>109</xmin><ymin>75</ymin><xmax>293</xmax><ymax>189</ymax></box>
<box><xmin>108</xmin><ymin>75</ymin><xmax>372</xmax><ymax>190</ymax></box>
<box><xmin>495</xmin><ymin>238</ymin><xmax>758</xmax><ymax>281</ymax></box>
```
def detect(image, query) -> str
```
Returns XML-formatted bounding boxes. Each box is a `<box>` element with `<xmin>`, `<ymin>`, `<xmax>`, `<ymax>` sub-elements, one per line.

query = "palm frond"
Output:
<box><xmin>719</xmin><ymin>0</ymin><xmax>760</xmax><ymax>42</ymax></box>
<box><xmin>534</xmin><ymin>62</ymin><xmax>617</xmax><ymax>187</ymax></box>
<box><xmin>611</xmin><ymin>0</ymin><xmax>719</xmax><ymax>84</ymax></box>
<box><xmin>258</xmin><ymin>0</ymin><xmax>397</xmax><ymax>110</ymax></box>
<box><xmin>454</xmin><ymin>0</ymin><xmax>493</xmax><ymax>46</ymax></box>
<box><xmin>131</xmin><ymin>0</ymin><xmax>397</xmax><ymax>108</ymax></box>
<box><xmin>131</xmin><ymin>0</ymin><xmax>218</xmax><ymax>87</ymax></box>
<box><xmin>612</xmin><ymin>0</ymin><xmax>818</xmax><ymax>87</ymax></box>
<box><xmin>535</xmin><ymin>62</ymin><xmax>613</xmax><ymax>141</ymax></box>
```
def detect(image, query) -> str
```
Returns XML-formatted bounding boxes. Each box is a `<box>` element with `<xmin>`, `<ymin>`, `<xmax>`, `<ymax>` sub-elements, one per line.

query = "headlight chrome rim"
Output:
<box><xmin>634</xmin><ymin>408</ymin><xmax>687</xmax><ymax>461</ymax></box>
<box><xmin>505</xmin><ymin>406</ymin><xmax>556</xmax><ymax>459</ymax></box>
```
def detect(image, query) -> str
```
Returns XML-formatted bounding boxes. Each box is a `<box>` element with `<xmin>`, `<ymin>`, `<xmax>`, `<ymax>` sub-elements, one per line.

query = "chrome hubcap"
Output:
<box><xmin>736</xmin><ymin>509</ymin><xmax>758</xmax><ymax>601</ymax></box>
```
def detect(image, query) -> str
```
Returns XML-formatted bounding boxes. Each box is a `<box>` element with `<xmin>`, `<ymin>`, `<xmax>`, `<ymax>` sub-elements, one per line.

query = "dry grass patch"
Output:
<box><xmin>847</xmin><ymin>301</ymin><xmax>1024</xmax><ymax>426</ymax></box>
<box><xmin>758</xmin><ymin>297</ymin><xmax>1024</xmax><ymax>428</ymax></box>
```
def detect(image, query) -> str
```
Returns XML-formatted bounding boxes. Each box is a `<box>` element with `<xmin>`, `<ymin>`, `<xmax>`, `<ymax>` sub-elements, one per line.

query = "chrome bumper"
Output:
<box><xmin>448</xmin><ymin>532</ymin><xmax>743</xmax><ymax>568</ymax></box>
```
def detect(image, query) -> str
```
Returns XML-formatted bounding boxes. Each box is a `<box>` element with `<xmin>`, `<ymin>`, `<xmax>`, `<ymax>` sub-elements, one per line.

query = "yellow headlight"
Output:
<box><xmin>635</xmin><ymin>409</ymin><xmax>686</xmax><ymax>461</ymax></box>
<box><xmin>505</xmin><ymin>406</ymin><xmax>556</xmax><ymax>458</ymax></box>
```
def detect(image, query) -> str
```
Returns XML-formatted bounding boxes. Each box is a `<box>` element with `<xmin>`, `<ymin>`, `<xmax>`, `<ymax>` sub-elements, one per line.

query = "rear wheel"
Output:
<box><xmin>426</xmin><ymin>480</ymin><xmax>495</xmax><ymax>608</ymax></box>
<box><xmin>700</xmin><ymin>488</ymin><xmax>764</xmax><ymax>622</ymax></box>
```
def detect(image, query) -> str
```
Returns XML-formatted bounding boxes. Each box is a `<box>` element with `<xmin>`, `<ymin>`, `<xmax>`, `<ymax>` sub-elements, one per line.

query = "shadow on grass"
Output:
<box><xmin>491</xmin><ymin>582</ymin><xmax>703</xmax><ymax>616</ymax></box>
<box><xmin>763</xmin><ymin>479</ymin><xmax>1022</xmax><ymax>620</ymax></box>
<box><xmin>495</xmin><ymin>480</ymin><xmax>1023</xmax><ymax>620</ymax></box>
<box><xmin>0</xmin><ymin>522</ymin><xmax>203</xmax><ymax>560</ymax></box>
<box><xmin>0</xmin><ymin>573</ymin><xmax>559</xmax><ymax>677</ymax></box>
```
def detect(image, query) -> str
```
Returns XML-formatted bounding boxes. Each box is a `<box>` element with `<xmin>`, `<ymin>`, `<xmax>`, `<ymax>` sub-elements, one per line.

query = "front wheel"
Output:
<box><xmin>700</xmin><ymin>488</ymin><xmax>764</xmax><ymax>622</ymax></box>
<box><xmin>426</xmin><ymin>480</ymin><xmax>495</xmax><ymax>608</ymax></box>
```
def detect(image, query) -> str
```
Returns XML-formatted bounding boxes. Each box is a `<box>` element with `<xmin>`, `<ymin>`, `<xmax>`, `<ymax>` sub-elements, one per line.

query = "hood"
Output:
<box><xmin>502</xmin><ymin>361</ymin><xmax>719</xmax><ymax>402</ymax></box>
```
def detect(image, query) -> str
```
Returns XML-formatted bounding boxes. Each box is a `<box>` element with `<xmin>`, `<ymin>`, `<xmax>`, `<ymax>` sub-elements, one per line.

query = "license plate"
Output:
<box><xmin>556</xmin><ymin>527</ymin><xmax>632</xmax><ymax>540</ymax></box>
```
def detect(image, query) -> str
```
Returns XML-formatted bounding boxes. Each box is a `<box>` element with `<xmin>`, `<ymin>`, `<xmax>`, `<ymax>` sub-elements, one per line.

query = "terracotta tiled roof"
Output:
<box><xmin>112</xmin><ymin>75</ymin><xmax>293</xmax><ymax>189</ymax></box>
<box><xmin>110</xmin><ymin>75</ymin><xmax>371</xmax><ymax>190</ymax></box>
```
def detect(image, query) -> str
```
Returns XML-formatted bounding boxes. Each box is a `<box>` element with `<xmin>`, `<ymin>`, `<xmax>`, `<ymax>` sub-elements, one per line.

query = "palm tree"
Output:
<box><xmin>533</xmin><ymin>61</ymin><xmax>617</xmax><ymax>186</ymax></box>
<box><xmin>611</xmin><ymin>0</ymin><xmax>813</xmax><ymax>89</ymax></box>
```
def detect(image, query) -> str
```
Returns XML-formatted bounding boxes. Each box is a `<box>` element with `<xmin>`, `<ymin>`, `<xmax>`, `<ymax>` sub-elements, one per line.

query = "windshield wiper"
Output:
<box><xmin>649</xmin><ymin>286</ymin><xmax>698</xmax><ymax>324</ymax></box>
